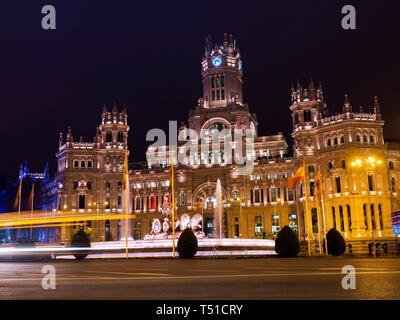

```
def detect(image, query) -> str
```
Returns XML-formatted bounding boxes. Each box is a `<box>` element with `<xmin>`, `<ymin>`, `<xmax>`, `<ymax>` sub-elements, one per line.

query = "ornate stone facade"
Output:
<box><xmin>54</xmin><ymin>35</ymin><xmax>400</xmax><ymax>255</ymax></box>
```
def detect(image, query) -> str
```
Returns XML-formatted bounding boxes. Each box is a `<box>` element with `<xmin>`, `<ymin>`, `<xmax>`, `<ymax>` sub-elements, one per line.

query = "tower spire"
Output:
<box><xmin>67</xmin><ymin>126</ymin><xmax>73</xmax><ymax>143</ymax></box>
<box><xmin>374</xmin><ymin>96</ymin><xmax>381</xmax><ymax>120</ymax></box>
<box><xmin>343</xmin><ymin>94</ymin><xmax>352</xmax><ymax>113</ymax></box>
<box><xmin>309</xmin><ymin>78</ymin><xmax>316</xmax><ymax>100</ymax></box>
<box><xmin>59</xmin><ymin>132</ymin><xmax>63</xmax><ymax>148</ymax></box>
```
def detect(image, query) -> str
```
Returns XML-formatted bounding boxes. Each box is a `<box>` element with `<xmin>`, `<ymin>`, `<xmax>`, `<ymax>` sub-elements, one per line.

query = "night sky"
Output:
<box><xmin>0</xmin><ymin>0</ymin><xmax>399</xmax><ymax>185</ymax></box>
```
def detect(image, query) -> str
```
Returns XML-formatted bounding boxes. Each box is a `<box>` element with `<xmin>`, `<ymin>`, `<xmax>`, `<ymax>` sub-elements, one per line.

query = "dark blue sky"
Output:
<box><xmin>0</xmin><ymin>0</ymin><xmax>399</xmax><ymax>184</ymax></box>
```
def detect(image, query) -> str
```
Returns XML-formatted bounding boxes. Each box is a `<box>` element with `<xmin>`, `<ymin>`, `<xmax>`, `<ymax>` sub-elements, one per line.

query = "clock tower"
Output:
<box><xmin>188</xmin><ymin>34</ymin><xmax>257</xmax><ymax>136</ymax></box>
<box><xmin>201</xmin><ymin>33</ymin><xmax>243</xmax><ymax>108</ymax></box>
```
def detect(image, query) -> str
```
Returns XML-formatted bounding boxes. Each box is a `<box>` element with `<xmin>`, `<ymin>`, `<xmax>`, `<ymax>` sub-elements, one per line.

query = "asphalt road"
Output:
<box><xmin>0</xmin><ymin>257</ymin><xmax>399</xmax><ymax>299</ymax></box>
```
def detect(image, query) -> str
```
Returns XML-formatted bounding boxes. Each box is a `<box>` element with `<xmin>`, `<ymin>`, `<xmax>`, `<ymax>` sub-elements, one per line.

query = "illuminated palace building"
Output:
<box><xmin>47</xmin><ymin>34</ymin><xmax>399</xmax><ymax>255</ymax></box>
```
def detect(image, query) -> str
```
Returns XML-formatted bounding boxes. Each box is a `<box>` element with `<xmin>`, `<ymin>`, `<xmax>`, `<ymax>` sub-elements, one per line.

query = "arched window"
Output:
<box><xmin>135</xmin><ymin>197</ymin><xmax>141</xmax><ymax>210</ymax></box>
<box><xmin>181</xmin><ymin>192</ymin><xmax>185</xmax><ymax>206</ymax></box>
<box><xmin>356</xmin><ymin>134</ymin><xmax>361</xmax><ymax>143</ymax></box>
<box><xmin>371</xmin><ymin>204</ymin><xmax>376</xmax><ymax>230</ymax></box>
<box><xmin>81</xmin><ymin>161</ymin><xmax>85</xmax><ymax>168</ymax></box>
<box><xmin>363</xmin><ymin>204</ymin><xmax>368</xmax><ymax>230</ymax></box>
<box><xmin>73</xmin><ymin>181</ymin><xmax>78</xmax><ymax>190</ymax></box>
<box><xmin>339</xmin><ymin>205</ymin><xmax>344</xmax><ymax>232</ymax></box>
<box><xmin>221</xmin><ymin>75</ymin><xmax>224</xmax><ymax>87</ymax></box>
<box><xmin>106</xmin><ymin>132</ymin><xmax>112</xmax><ymax>143</ymax></box>
<box><xmin>288</xmin><ymin>214</ymin><xmax>298</xmax><ymax>233</ymax></box>
<box><xmin>340</xmin><ymin>135</ymin><xmax>345</xmax><ymax>144</ymax></box>
<box><xmin>105</xmin><ymin>195</ymin><xmax>110</xmax><ymax>209</ymax></box>
<box><xmin>363</xmin><ymin>135</ymin><xmax>368</xmax><ymax>143</ymax></box>
<box><xmin>378</xmin><ymin>204</ymin><xmax>383</xmax><ymax>230</ymax></box>
<box><xmin>311</xmin><ymin>208</ymin><xmax>318</xmax><ymax>233</ymax></box>
<box><xmin>347</xmin><ymin>204</ymin><xmax>352</xmax><ymax>231</ymax></box>
<box><xmin>87</xmin><ymin>160</ymin><xmax>92</xmax><ymax>168</ymax></box>
<box><xmin>304</xmin><ymin>110</ymin><xmax>312</xmax><ymax>122</ymax></box>
<box><xmin>74</xmin><ymin>160</ymin><xmax>79</xmax><ymax>168</ymax></box>
<box><xmin>78</xmin><ymin>195</ymin><xmax>85</xmax><ymax>209</ymax></box>
<box><xmin>370</xmin><ymin>135</ymin><xmax>375</xmax><ymax>144</ymax></box>
<box><xmin>118</xmin><ymin>196</ymin><xmax>122</xmax><ymax>209</ymax></box>
<box><xmin>105</xmin><ymin>220</ymin><xmax>111</xmax><ymax>241</ymax></box>
<box><xmin>118</xmin><ymin>182</ymin><xmax>122</xmax><ymax>192</ymax></box>
<box><xmin>389</xmin><ymin>161</ymin><xmax>395</xmax><ymax>170</ymax></box>
<box><xmin>332</xmin><ymin>206</ymin><xmax>336</xmax><ymax>229</ymax></box>
<box><xmin>87</xmin><ymin>182</ymin><xmax>91</xmax><ymax>190</ymax></box>
<box><xmin>391</xmin><ymin>177</ymin><xmax>396</xmax><ymax>192</ymax></box>
<box><xmin>327</xmin><ymin>138</ymin><xmax>332</xmax><ymax>147</ymax></box>
<box><xmin>342</xmin><ymin>160</ymin><xmax>346</xmax><ymax>169</ymax></box>
<box><xmin>105</xmin><ymin>181</ymin><xmax>111</xmax><ymax>189</ymax></box>
<box><xmin>333</xmin><ymin>137</ymin><xmax>338</xmax><ymax>145</ymax></box>
<box><xmin>117</xmin><ymin>132</ymin><xmax>124</xmax><ymax>143</ymax></box>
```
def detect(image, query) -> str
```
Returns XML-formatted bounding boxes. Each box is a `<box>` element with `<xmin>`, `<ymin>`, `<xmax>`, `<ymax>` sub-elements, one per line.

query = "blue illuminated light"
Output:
<box><xmin>212</xmin><ymin>56</ymin><xmax>222</xmax><ymax>67</ymax></box>
<box><xmin>238</xmin><ymin>59</ymin><xmax>242</xmax><ymax>71</ymax></box>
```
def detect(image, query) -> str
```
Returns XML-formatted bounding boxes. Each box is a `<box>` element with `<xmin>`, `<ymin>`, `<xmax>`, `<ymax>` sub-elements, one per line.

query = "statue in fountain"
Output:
<box><xmin>144</xmin><ymin>209</ymin><xmax>206</xmax><ymax>240</ymax></box>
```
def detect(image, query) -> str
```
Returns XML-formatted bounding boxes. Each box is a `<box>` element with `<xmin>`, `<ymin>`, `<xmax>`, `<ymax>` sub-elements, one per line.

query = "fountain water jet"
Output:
<box><xmin>119</xmin><ymin>172</ymin><xmax>133</xmax><ymax>241</ymax></box>
<box><xmin>213</xmin><ymin>178</ymin><xmax>224</xmax><ymax>239</ymax></box>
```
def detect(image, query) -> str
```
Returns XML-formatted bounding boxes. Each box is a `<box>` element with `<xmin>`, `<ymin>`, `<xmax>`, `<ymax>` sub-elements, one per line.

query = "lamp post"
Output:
<box><xmin>230</xmin><ymin>197</ymin><xmax>243</xmax><ymax>238</ymax></box>
<box><xmin>351</xmin><ymin>157</ymin><xmax>382</xmax><ymax>257</ymax></box>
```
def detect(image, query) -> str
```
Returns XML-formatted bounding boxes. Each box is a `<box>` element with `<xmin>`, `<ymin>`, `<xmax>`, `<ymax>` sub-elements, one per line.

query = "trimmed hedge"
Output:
<box><xmin>275</xmin><ymin>226</ymin><xmax>300</xmax><ymax>257</ymax></box>
<box><xmin>177</xmin><ymin>228</ymin><xmax>198</xmax><ymax>259</ymax></box>
<box><xmin>324</xmin><ymin>228</ymin><xmax>346</xmax><ymax>256</ymax></box>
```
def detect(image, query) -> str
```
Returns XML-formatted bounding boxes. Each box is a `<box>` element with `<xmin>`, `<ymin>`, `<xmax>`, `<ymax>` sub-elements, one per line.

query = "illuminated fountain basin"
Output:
<box><xmin>86</xmin><ymin>238</ymin><xmax>276</xmax><ymax>258</ymax></box>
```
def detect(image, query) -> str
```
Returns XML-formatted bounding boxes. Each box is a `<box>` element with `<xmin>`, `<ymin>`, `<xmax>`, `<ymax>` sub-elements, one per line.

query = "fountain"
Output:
<box><xmin>119</xmin><ymin>174</ymin><xmax>133</xmax><ymax>241</ymax></box>
<box><xmin>88</xmin><ymin>178</ymin><xmax>276</xmax><ymax>258</ymax></box>
<box><xmin>213</xmin><ymin>178</ymin><xmax>224</xmax><ymax>239</ymax></box>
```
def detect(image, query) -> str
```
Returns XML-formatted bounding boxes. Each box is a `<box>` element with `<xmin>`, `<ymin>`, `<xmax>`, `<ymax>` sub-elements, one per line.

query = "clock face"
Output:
<box><xmin>212</xmin><ymin>55</ymin><xmax>222</xmax><ymax>67</ymax></box>
<box><xmin>238</xmin><ymin>59</ymin><xmax>242</xmax><ymax>71</ymax></box>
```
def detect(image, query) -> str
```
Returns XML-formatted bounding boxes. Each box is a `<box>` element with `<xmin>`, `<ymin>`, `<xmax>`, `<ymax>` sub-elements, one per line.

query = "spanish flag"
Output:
<box><xmin>13</xmin><ymin>179</ymin><xmax>22</xmax><ymax>209</ymax></box>
<box><xmin>314</xmin><ymin>166</ymin><xmax>321</xmax><ymax>202</ymax></box>
<box><xmin>284</xmin><ymin>164</ymin><xmax>305</xmax><ymax>189</ymax></box>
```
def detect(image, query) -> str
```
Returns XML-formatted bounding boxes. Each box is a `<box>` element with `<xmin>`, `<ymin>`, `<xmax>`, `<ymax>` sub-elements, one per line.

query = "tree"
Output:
<box><xmin>177</xmin><ymin>228</ymin><xmax>198</xmax><ymax>259</ymax></box>
<box><xmin>274</xmin><ymin>226</ymin><xmax>300</xmax><ymax>257</ymax></box>
<box><xmin>324</xmin><ymin>228</ymin><xmax>346</xmax><ymax>256</ymax></box>
<box><xmin>70</xmin><ymin>229</ymin><xmax>91</xmax><ymax>259</ymax></box>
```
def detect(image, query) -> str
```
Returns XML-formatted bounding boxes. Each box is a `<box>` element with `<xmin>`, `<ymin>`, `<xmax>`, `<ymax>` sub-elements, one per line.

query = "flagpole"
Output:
<box><xmin>303</xmin><ymin>160</ymin><xmax>312</xmax><ymax>256</ymax></box>
<box><xmin>125</xmin><ymin>151</ymin><xmax>128</xmax><ymax>259</ymax></box>
<box><xmin>319</xmin><ymin>165</ymin><xmax>328</xmax><ymax>255</ymax></box>
<box><xmin>201</xmin><ymin>204</ymin><xmax>204</xmax><ymax>234</ymax></box>
<box><xmin>31</xmin><ymin>183</ymin><xmax>34</xmax><ymax>240</ymax></box>
<box><xmin>171</xmin><ymin>150</ymin><xmax>176</xmax><ymax>258</ymax></box>
<box><xmin>18</xmin><ymin>179</ymin><xmax>22</xmax><ymax>218</ymax></box>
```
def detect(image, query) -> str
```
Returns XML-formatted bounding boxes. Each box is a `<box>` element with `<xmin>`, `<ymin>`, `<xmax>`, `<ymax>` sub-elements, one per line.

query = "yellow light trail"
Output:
<box><xmin>0</xmin><ymin>222</ymin><xmax>87</xmax><ymax>230</ymax></box>
<box><xmin>0</xmin><ymin>211</ymin><xmax>136</xmax><ymax>228</ymax></box>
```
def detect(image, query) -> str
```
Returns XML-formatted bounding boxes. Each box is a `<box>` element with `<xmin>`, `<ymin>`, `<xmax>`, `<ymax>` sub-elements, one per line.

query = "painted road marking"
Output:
<box><xmin>2</xmin><ymin>270</ymin><xmax>400</xmax><ymax>283</ymax></box>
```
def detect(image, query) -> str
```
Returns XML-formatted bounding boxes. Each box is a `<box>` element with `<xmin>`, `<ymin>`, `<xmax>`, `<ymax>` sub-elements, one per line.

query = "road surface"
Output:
<box><xmin>0</xmin><ymin>257</ymin><xmax>399</xmax><ymax>299</ymax></box>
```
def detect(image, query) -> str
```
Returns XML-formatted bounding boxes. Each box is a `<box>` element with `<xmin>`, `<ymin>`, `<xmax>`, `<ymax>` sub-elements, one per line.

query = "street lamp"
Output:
<box><xmin>351</xmin><ymin>157</ymin><xmax>383</xmax><ymax>257</ymax></box>
<box><xmin>230</xmin><ymin>197</ymin><xmax>243</xmax><ymax>238</ymax></box>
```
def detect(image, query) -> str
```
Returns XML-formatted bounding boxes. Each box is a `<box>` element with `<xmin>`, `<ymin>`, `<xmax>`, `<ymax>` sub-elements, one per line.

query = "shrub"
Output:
<box><xmin>275</xmin><ymin>226</ymin><xmax>300</xmax><ymax>257</ymax></box>
<box><xmin>177</xmin><ymin>228</ymin><xmax>198</xmax><ymax>259</ymax></box>
<box><xmin>324</xmin><ymin>228</ymin><xmax>346</xmax><ymax>256</ymax></box>
<box><xmin>70</xmin><ymin>229</ymin><xmax>91</xmax><ymax>259</ymax></box>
